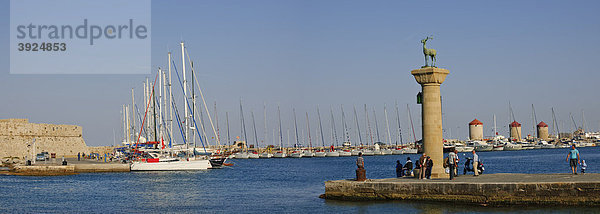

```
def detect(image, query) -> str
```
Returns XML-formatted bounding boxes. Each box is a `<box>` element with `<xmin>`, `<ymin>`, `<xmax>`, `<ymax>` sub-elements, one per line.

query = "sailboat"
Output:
<box><xmin>325</xmin><ymin>107</ymin><xmax>340</xmax><ymax>157</ymax></box>
<box><xmin>234</xmin><ymin>99</ymin><xmax>250</xmax><ymax>159</ymax></box>
<box><xmin>131</xmin><ymin>43</ymin><xmax>212</xmax><ymax>170</ymax></box>
<box><xmin>248</xmin><ymin>112</ymin><xmax>260</xmax><ymax>159</ymax></box>
<box><xmin>272</xmin><ymin>105</ymin><xmax>287</xmax><ymax>158</ymax></box>
<box><xmin>380</xmin><ymin>105</ymin><xmax>393</xmax><ymax>155</ymax></box>
<box><xmin>392</xmin><ymin>103</ymin><xmax>404</xmax><ymax>155</ymax></box>
<box><xmin>302</xmin><ymin>112</ymin><xmax>315</xmax><ymax>157</ymax></box>
<box><xmin>401</xmin><ymin>104</ymin><xmax>418</xmax><ymax>154</ymax></box>
<box><xmin>314</xmin><ymin>107</ymin><xmax>327</xmax><ymax>157</ymax></box>
<box><xmin>260</xmin><ymin>103</ymin><xmax>272</xmax><ymax>158</ymax></box>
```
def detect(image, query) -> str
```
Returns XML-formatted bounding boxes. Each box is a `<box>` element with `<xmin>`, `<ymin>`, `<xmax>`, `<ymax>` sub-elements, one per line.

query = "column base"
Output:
<box><xmin>430</xmin><ymin>172</ymin><xmax>449</xmax><ymax>179</ymax></box>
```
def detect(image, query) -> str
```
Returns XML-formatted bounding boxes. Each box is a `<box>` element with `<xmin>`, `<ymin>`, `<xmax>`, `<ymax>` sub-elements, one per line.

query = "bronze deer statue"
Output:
<box><xmin>421</xmin><ymin>36</ymin><xmax>437</xmax><ymax>67</ymax></box>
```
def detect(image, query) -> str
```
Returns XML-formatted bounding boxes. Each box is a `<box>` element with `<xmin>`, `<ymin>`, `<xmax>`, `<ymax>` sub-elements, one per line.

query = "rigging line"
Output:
<box><xmin>170</xmin><ymin>95</ymin><xmax>187</xmax><ymax>145</ymax></box>
<box><xmin>185</xmin><ymin>48</ymin><xmax>220</xmax><ymax>146</ymax></box>
<box><xmin>154</xmin><ymin>93</ymin><xmax>173</xmax><ymax>147</ymax></box>
<box><xmin>171</xmin><ymin>59</ymin><xmax>208</xmax><ymax>153</ymax></box>
<box><xmin>135</xmin><ymin>71</ymin><xmax>160</xmax><ymax>147</ymax></box>
<box><xmin>134</xmin><ymin>103</ymin><xmax>146</xmax><ymax>137</ymax></box>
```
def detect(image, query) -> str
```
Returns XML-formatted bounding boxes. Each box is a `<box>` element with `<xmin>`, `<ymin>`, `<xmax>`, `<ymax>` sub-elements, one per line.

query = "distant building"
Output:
<box><xmin>509</xmin><ymin>121</ymin><xmax>522</xmax><ymax>141</ymax></box>
<box><xmin>537</xmin><ymin>121</ymin><xmax>549</xmax><ymax>141</ymax></box>
<box><xmin>468</xmin><ymin>119</ymin><xmax>483</xmax><ymax>141</ymax></box>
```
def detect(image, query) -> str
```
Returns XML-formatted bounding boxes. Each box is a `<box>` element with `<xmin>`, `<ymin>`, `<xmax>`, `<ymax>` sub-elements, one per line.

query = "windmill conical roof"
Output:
<box><xmin>469</xmin><ymin>119</ymin><xmax>483</xmax><ymax>125</ymax></box>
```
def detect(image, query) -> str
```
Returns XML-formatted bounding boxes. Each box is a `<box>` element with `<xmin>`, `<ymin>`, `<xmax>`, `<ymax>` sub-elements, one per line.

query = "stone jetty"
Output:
<box><xmin>322</xmin><ymin>173</ymin><xmax>600</xmax><ymax>206</ymax></box>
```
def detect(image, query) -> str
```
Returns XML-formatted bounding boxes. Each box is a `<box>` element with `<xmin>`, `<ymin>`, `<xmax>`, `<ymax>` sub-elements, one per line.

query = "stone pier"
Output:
<box><xmin>411</xmin><ymin>67</ymin><xmax>449</xmax><ymax>178</ymax></box>
<box><xmin>323</xmin><ymin>173</ymin><xmax>600</xmax><ymax>206</ymax></box>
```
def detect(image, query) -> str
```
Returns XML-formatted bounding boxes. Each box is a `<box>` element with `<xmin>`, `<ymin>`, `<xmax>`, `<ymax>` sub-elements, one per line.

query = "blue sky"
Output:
<box><xmin>2</xmin><ymin>0</ymin><xmax>600</xmax><ymax>146</ymax></box>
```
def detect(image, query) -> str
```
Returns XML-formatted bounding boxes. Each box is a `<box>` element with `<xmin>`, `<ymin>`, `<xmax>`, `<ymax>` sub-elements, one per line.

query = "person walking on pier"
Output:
<box><xmin>472</xmin><ymin>150</ymin><xmax>479</xmax><ymax>176</ymax></box>
<box><xmin>581</xmin><ymin>159</ymin><xmax>587</xmax><ymax>174</ymax></box>
<box><xmin>419</xmin><ymin>154</ymin><xmax>427</xmax><ymax>179</ymax></box>
<box><xmin>567</xmin><ymin>145</ymin><xmax>580</xmax><ymax>175</ymax></box>
<box><xmin>77</xmin><ymin>152</ymin><xmax>81</xmax><ymax>161</ymax></box>
<box><xmin>448</xmin><ymin>149</ymin><xmax>458</xmax><ymax>180</ymax></box>
<box><xmin>425</xmin><ymin>156</ymin><xmax>433</xmax><ymax>179</ymax></box>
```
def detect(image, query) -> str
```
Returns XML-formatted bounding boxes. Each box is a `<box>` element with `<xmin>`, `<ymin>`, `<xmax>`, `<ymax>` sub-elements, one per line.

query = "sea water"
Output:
<box><xmin>2</xmin><ymin>147</ymin><xmax>600</xmax><ymax>213</ymax></box>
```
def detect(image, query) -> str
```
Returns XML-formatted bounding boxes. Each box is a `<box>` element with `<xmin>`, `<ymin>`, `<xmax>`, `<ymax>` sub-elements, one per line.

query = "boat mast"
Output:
<box><xmin>384</xmin><ymin>104</ymin><xmax>392</xmax><ymax>145</ymax></box>
<box><xmin>277</xmin><ymin>105</ymin><xmax>283</xmax><ymax>150</ymax></box>
<box><xmin>306</xmin><ymin>112</ymin><xmax>312</xmax><ymax>150</ymax></box>
<box><xmin>162</xmin><ymin>68</ymin><xmax>168</xmax><ymax>146</ymax></box>
<box><xmin>551</xmin><ymin>107</ymin><xmax>560</xmax><ymax>139</ymax></box>
<box><xmin>493</xmin><ymin>114</ymin><xmax>497</xmax><ymax>137</ymax></box>
<box><xmin>192</xmin><ymin>60</ymin><xmax>196</xmax><ymax>149</ymax></box>
<box><xmin>373</xmin><ymin>107</ymin><xmax>381</xmax><ymax>143</ymax></box>
<box><xmin>214</xmin><ymin>102</ymin><xmax>220</xmax><ymax>148</ymax></box>
<box><xmin>407</xmin><ymin>104</ymin><xmax>416</xmax><ymax>146</ymax></box>
<box><xmin>319</xmin><ymin>106</ymin><xmax>327</xmax><ymax>147</ymax></box>
<box><xmin>395</xmin><ymin>102</ymin><xmax>403</xmax><ymax>146</ymax></box>
<box><xmin>122</xmin><ymin>105</ymin><xmax>126</xmax><ymax>143</ymax></box>
<box><xmin>158</xmin><ymin>68</ymin><xmax>163</xmax><ymax>144</ymax></box>
<box><xmin>364</xmin><ymin>104</ymin><xmax>373</xmax><ymax>146</ymax></box>
<box><xmin>251</xmin><ymin>111</ymin><xmax>259</xmax><ymax>150</ymax></box>
<box><xmin>353</xmin><ymin>105</ymin><xmax>362</xmax><ymax>146</ymax></box>
<box><xmin>330</xmin><ymin>106</ymin><xmax>338</xmax><ymax>146</ymax></box>
<box><xmin>293</xmin><ymin>108</ymin><xmax>299</xmax><ymax>148</ymax></box>
<box><xmin>340</xmin><ymin>105</ymin><xmax>348</xmax><ymax>143</ymax></box>
<box><xmin>168</xmin><ymin>52</ymin><xmax>174</xmax><ymax>147</ymax></box>
<box><xmin>181</xmin><ymin>42</ymin><xmax>188</xmax><ymax>150</ymax></box>
<box><xmin>152</xmin><ymin>70</ymin><xmax>158</xmax><ymax>142</ymax></box>
<box><xmin>263</xmin><ymin>102</ymin><xmax>268</xmax><ymax>146</ymax></box>
<box><xmin>240</xmin><ymin>99</ymin><xmax>248</xmax><ymax>152</ymax></box>
<box><xmin>226</xmin><ymin>112</ymin><xmax>230</xmax><ymax>146</ymax></box>
<box><xmin>131</xmin><ymin>88</ymin><xmax>135</xmax><ymax>142</ymax></box>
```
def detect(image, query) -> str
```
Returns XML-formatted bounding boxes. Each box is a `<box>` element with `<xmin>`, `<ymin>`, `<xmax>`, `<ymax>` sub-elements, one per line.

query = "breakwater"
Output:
<box><xmin>323</xmin><ymin>173</ymin><xmax>600</xmax><ymax>206</ymax></box>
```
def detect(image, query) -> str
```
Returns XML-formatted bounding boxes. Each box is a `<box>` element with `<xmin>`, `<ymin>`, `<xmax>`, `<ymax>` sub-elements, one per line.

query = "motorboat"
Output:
<box><xmin>234</xmin><ymin>152</ymin><xmax>249</xmax><ymax>159</ymax></box>
<box><xmin>401</xmin><ymin>148</ymin><xmax>418</xmax><ymax>154</ymax></box>
<box><xmin>392</xmin><ymin>148</ymin><xmax>404</xmax><ymax>155</ymax></box>
<box><xmin>361</xmin><ymin>149</ymin><xmax>374</xmax><ymax>156</ymax></box>
<box><xmin>338</xmin><ymin>150</ymin><xmax>352</xmax><ymax>157</ymax></box>
<box><xmin>314</xmin><ymin>150</ymin><xmax>327</xmax><ymax>157</ymax></box>
<box><xmin>467</xmin><ymin>141</ymin><xmax>493</xmax><ymax>152</ymax></box>
<box><xmin>503</xmin><ymin>142</ymin><xmax>523</xmax><ymax>151</ymax></box>
<box><xmin>248</xmin><ymin>151</ymin><xmax>260</xmax><ymax>159</ymax></box>
<box><xmin>325</xmin><ymin>150</ymin><xmax>340</xmax><ymax>157</ymax></box>
<box><xmin>272</xmin><ymin>151</ymin><xmax>286</xmax><ymax>158</ymax></box>
<box><xmin>302</xmin><ymin>150</ymin><xmax>315</xmax><ymax>158</ymax></box>
<box><xmin>454</xmin><ymin>143</ymin><xmax>474</xmax><ymax>153</ymax></box>
<box><xmin>259</xmin><ymin>152</ymin><xmax>272</xmax><ymax>158</ymax></box>
<box><xmin>289</xmin><ymin>151</ymin><xmax>303</xmax><ymax>158</ymax></box>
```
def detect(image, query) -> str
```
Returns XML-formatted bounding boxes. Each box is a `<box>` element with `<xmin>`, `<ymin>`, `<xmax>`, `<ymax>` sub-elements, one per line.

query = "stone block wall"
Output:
<box><xmin>0</xmin><ymin>119</ymin><xmax>89</xmax><ymax>159</ymax></box>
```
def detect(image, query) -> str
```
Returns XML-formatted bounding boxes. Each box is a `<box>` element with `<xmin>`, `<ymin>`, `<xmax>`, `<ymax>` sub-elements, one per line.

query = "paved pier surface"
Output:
<box><xmin>323</xmin><ymin>173</ymin><xmax>600</xmax><ymax>206</ymax></box>
<box><xmin>1</xmin><ymin>158</ymin><xmax>130</xmax><ymax>176</ymax></box>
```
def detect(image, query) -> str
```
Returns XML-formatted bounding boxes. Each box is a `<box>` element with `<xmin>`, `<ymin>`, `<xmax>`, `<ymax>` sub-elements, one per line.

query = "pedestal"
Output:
<box><xmin>356</xmin><ymin>168</ymin><xmax>366</xmax><ymax>181</ymax></box>
<box><xmin>411</xmin><ymin>67</ymin><xmax>449</xmax><ymax>179</ymax></box>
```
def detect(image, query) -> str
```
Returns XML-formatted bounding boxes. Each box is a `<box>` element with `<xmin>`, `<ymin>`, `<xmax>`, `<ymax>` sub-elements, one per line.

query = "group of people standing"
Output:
<box><xmin>396</xmin><ymin>154</ymin><xmax>433</xmax><ymax>179</ymax></box>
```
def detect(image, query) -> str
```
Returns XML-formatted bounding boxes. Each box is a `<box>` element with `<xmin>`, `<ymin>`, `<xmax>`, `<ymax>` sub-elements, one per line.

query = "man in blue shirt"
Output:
<box><xmin>567</xmin><ymin>145</ymin><xmax>580</xmax><ymax>175</ymax></box>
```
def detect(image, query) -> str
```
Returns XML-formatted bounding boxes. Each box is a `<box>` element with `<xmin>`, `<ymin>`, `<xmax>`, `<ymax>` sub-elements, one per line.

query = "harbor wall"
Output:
<box><xmin>324</xmin><ymin>176</ymin><xmax>600</xmax><ymax>206</ymax></box>
<box><xmin>0</xmin><ymin>119</ymin><xmax>89</xmax><ymax>159</ymax></box>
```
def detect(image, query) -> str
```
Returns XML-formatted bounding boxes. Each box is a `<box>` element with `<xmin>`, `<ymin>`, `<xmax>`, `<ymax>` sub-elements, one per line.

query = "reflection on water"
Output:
<box><xmin>2</xmin><ymin>147</ymin><xmax>600</xmax><ymax>213</ymax></box>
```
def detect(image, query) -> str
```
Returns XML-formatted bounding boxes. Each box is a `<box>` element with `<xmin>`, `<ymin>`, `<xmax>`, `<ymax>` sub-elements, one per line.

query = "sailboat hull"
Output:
<box><xmin>131</xmin><ymin>159</ymin><xmax>211</xmax><ymax>171</ymax></box>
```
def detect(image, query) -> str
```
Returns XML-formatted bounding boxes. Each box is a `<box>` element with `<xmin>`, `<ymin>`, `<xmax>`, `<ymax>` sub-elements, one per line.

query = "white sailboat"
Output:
<box><xmin>272</xmin><ymin>105</ymin><xmax>287</xmax><ymax>158</ymax></box>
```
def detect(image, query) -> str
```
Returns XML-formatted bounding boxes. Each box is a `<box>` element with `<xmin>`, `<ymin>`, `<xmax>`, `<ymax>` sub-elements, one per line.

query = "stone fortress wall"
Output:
<box><xmin>0</xmin><ymin>119</ymin><xmax>90</xmax><ymax>159</ymax></box>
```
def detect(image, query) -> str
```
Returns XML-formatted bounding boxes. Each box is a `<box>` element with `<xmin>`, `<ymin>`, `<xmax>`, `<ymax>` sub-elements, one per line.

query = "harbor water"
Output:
<box><xmin>2</xmin><ymin>147</ymin><xmax>600</xmax><ymax>213</ymax></box>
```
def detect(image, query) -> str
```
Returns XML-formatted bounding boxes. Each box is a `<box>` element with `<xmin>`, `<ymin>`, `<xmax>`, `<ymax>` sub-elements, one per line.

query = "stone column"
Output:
<box><xmin>411</xmin><ymin>67</ymin><xmax>449</xmax><ymax>179</ymax></box>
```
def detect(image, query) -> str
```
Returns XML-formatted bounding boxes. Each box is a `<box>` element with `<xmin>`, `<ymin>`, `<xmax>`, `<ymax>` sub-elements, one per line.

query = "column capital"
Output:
<box><xmin>411</xmin><ymin>67</ymin><xmax>449</xmax><ymax>85</ymax></box>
